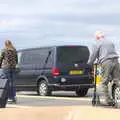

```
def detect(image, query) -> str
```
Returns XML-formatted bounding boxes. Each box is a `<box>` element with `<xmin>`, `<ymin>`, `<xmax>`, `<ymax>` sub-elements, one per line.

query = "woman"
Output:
<box><xmin>0</xmin><ymin>40</ymin><xmax>18</xmax><ymax>102</ymax></box>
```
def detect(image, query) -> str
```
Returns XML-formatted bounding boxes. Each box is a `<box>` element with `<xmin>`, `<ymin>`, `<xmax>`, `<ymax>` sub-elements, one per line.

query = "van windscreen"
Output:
<box><xmin>57</xmin><ymin>46</ymin><xmax>90</xmax><ymax>64</ymax></box>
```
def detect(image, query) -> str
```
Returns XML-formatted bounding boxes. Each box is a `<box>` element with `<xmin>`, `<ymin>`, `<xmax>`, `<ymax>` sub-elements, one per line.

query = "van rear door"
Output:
<box><xmin>56</xmin><ymin>46</ymin><xmax>91</xmax><ymax>83</ymax></box>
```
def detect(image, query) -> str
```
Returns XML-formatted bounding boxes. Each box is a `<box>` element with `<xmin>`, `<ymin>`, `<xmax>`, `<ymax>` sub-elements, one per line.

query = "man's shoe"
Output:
<box><xmin>104</xmin><ymin>100</ymin><xmax>115</xmax><ymax>106</ymax></box>
<box><xmin>107</xmin><ymin>101</ymin><xmax>115</xmax><ymax>106</ymax></box>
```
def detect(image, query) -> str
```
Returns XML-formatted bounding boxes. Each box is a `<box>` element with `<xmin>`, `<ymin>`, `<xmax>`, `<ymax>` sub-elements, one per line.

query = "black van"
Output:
<box><xmin>16</xmin><ymin>45</ymin><xmax>94</xmax><ymax>96</ymax></box>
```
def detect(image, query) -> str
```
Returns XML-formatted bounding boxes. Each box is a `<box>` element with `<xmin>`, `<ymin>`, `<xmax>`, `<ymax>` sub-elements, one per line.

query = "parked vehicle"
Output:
<box><xmin>16</xmin><ymin>45</ymin><xmax>94</xmax><ymax>96</ymax></box>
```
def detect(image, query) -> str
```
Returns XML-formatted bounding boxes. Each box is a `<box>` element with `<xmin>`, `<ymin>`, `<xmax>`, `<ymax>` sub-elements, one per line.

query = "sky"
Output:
<box><xmin>0</xmin><ymin>0</ymin><xmax>120</xmax><ymax>52</ymax></box>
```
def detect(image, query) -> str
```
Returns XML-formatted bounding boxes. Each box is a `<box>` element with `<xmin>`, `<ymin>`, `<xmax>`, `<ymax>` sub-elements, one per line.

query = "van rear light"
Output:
<box><xmin>52</xmin><ymin>67</ymin><xmax>60</xmax><ymax>76</ymax></box>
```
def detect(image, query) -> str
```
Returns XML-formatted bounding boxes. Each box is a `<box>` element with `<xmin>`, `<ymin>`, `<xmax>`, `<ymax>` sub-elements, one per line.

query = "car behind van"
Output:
<box><xmin>16</xmin><ymin>45</ymin><xmax>94</xmax><ymax>96</ymax></box>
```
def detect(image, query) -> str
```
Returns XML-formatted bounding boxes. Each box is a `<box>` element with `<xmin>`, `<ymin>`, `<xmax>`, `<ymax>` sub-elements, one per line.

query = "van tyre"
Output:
<box><xmin>75</xmin><ymin>88</ymin><xmax>88</xmax><ymax>97</ymax></box>
<box><xmin>38</xmin><ymin>80</ymin><xmax>52</xmax><ymax>96</ymax></box>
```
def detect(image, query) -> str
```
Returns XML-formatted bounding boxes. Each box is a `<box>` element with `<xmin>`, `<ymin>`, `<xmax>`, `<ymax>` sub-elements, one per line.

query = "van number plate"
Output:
<box><xmin>69</xmin><ymin>70</ymin><xmax>84</xmax><ymax>75</ymax></box>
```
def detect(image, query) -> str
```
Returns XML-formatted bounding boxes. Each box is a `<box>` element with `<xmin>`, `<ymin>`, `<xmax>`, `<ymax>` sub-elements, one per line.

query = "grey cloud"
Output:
<box><xmin>73</xmin><ymin>0</ymin><xmax>120</xmax><ymax>9</ymax></box>
<box><xmin>45</xmin><ymin>13</ymin><xmax>120</xmax><ymax>25</ymax></box>
<box><xmin>0</xmin><ymin>0</ymin><xmax>120</xmax><ymax>50</ymax></box>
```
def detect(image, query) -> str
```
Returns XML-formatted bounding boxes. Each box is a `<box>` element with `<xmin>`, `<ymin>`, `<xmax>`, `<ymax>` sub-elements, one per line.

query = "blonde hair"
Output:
<box><xmin>4</xmin><ymin>40</ymin><xmax>15</xmax><ymax>50</ymax></box>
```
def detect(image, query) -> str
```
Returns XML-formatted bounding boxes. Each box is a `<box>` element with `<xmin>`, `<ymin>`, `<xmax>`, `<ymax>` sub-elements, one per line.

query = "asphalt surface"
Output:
<box><xmin>7</xmin><ymin>89</ymin><xmax>94</xmax><ymax>107</ymax></box>
<box><xmin>13</xmin><ymin>96</ymin><xmax>91</xmax><ymax>107</ymax></box>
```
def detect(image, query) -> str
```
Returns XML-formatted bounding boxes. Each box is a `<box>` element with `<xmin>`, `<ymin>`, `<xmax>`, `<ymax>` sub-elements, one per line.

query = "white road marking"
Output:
<box><xmin>17</xmin><ymin>94</ymin><xmax>104</xmax><ymax>102</ymax></box>
<box><xmin>17</xmin><ymin>94</ymin><xmax>92</xmax><ymax>101</ymax></box>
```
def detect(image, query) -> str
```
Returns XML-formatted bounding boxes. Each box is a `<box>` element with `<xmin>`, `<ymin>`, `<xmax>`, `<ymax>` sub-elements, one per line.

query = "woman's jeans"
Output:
<box><xmin>3</xmin><ymin>68</ymin><xmax>16</xmax><ymax>100</ymax></box>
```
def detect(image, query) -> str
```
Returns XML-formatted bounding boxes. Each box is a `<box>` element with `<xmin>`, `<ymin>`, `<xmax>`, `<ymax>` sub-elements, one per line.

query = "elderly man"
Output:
<box><xmin>88</xmin><ymin>31</ymin><xmax>120</xmax><ymax>105</ymax></box>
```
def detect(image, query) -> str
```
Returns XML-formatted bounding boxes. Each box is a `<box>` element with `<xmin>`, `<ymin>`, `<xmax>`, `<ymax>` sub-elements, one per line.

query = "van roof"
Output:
<box><xmin>17</xmin><ymin>45</ymin><xmax>88</xmax><ymax>52</ymax></box>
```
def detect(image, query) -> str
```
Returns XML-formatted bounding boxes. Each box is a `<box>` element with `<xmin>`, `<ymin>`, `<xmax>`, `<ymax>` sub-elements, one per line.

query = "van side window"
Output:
<box><xmin>21</xmin><ymin>48</ymin><xmax>54</xmax><ymax>68</ymax></box>
<box><xmin>45</xmin><ymin>50</ymin><xmax>54</xmax><ymax>68</ymax></box>
<box><xmin>21</xmin><ymin>52</ymin><xmax>30</xmax><ymax>65</ymax></box>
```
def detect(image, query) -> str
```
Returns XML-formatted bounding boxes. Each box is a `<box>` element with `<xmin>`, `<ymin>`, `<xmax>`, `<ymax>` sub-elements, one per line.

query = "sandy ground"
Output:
<box><xmin>0</xmin><ymin>105</ymin><xmax>120</xmax><ymax>120</ymax></box>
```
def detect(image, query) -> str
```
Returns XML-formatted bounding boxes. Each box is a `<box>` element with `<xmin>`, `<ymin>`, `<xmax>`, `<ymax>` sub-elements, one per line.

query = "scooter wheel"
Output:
<box><xmin>92</xmin><ymin>99</ymin><xmax>96</xmax><ymax>106</ymax></box>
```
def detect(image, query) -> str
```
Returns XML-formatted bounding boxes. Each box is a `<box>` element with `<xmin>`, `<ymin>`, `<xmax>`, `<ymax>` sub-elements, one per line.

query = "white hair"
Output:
<box><xmin>95</xmin><ymin>31</ymin><xmax>104</xmax><ymax>38</ymax></box>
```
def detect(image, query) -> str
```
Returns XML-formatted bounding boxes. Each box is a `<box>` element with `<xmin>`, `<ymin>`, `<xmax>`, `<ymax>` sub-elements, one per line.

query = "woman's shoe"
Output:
<box><xmin>12</xmin><ymin>97</ymin><xmax>17</xmax><ymax>103</ymax></box>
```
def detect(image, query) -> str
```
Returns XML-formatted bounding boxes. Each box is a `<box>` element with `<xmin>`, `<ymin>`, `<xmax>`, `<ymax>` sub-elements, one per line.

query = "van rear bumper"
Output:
<box><xmin>48</xmin><ymin>83</ymin><xmax>94</xmax><ymax>91</ymax></box>
<box><xmin>49</xmin><ymin>75</ymin><xmax>94</xmax><ymax>90</ymax></box>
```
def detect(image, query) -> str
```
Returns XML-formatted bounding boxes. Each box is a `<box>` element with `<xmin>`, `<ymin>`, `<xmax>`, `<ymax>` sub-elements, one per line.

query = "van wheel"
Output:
<box><xmin>38</xmin><ymin>80</ymin><xmax>52</xmax><ymax>96</ymax></box>
<box><xmin>75</xmin><ymin>88</ymin><xmax>88</xmax><ymax>97</ymax></box>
